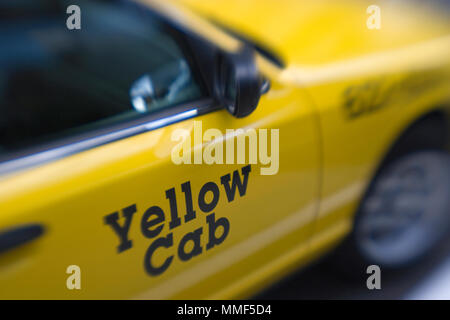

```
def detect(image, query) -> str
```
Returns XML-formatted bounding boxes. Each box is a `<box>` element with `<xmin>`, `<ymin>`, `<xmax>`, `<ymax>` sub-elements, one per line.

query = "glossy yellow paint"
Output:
<box><xmin>1</xmin><ymin>0</ymin><xmax>450</xmax><ymax>299</ymax></box>
<box><xmin>0</xmin><ymin>78</ymin><xmax>321</xmax><ymax>299</ymax></box>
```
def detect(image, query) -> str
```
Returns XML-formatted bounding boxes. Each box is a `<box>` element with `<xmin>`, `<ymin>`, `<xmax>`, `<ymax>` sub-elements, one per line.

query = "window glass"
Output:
<box><xmin>0</xmin><ymin>0</ymin><xmax>204</xmax><ymax>155</ymax></box>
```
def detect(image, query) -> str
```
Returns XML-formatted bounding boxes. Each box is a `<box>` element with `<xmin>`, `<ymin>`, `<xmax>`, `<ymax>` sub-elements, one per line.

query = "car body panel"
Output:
<box><xmin>0</xmin><ymin>0</ymin><xmax>450</xmax><ymax>299</ymax></box>
<box><xmin>178</xmin><ymin>0</ymin><xmax>450</xmax><ymax>66</ymax></box>
<box><xmin>0</xmin><ymin>79</ymin><xmax>321</xmax><ymax>298</ymax></box>
<box><xmin>177</xmin><ymin>0</ymin><xmax>450</xmax><ymax>263</ymax></box>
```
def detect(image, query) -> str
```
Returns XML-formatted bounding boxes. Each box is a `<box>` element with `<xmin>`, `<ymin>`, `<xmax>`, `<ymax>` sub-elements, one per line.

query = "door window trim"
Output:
<box><xmin>0</xmin><ymin>99</ymin><xmax>220</xmax><ymax>177</ymax></box>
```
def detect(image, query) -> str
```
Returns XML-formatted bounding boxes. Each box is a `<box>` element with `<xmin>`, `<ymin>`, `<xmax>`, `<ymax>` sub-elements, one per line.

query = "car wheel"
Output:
<box><xmin>330</xmin><ymin>150</ymin><xmax>450</xmax><ymax>276</ymax></box>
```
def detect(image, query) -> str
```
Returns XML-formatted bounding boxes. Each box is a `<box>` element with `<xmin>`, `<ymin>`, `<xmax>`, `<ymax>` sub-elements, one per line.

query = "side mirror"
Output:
<box><xmin>215</xmin><ymin>46</ymin><xmax>268</xmax><ymax>118</ymax></box>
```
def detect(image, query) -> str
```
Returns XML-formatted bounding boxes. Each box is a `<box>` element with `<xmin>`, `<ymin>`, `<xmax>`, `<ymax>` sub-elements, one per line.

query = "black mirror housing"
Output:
<box><xmin>215</xmin><ymin>46</ymin><xmax>265</xmax><ymax>118</ymax></box>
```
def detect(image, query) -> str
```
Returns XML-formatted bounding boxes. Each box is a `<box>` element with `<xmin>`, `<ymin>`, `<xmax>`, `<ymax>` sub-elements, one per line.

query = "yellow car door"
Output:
<box><xmin>0</xmin><ymin>0</ymin><xmax>320</xmax><ymax>299</ymax></box>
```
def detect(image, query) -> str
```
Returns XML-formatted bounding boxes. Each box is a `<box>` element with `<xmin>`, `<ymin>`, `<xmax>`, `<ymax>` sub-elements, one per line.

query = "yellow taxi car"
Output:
<box><xmin>0</xmin><ymin>0</ymin><xmax>449</xmax><ymax>299</ymax></box>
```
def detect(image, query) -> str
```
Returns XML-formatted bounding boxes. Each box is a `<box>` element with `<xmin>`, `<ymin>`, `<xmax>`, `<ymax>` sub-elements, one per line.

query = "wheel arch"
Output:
<box><xmin>328</xmin><ymin>107</ymin><xmax>450</xmax><ymax>273</ymax></box>
<box><xmin>381</xmin><ymin>108</ymin><xmax>449</xmax><ymax>167</ymax></box>
<box><xmin>348</xmin><ymin>107</ymin><xmax>450</xmax><ymax>227</ymax></box>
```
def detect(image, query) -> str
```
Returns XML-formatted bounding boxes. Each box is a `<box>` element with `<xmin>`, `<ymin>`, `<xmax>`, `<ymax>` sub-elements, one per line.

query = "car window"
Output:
<box><xmin>0</xmin><ymin>0</ymin><xmax>205</xmax><ymax>155</ymax></box>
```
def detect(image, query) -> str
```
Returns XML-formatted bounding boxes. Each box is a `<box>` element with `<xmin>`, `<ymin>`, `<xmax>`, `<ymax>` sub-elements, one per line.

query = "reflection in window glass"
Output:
<box><xmin>0</xmin><ymin>0</ymin><xmax>204</xmax><ymax>154</ymax></box>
